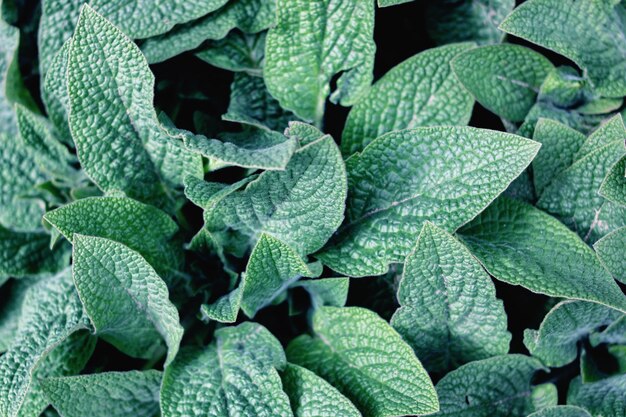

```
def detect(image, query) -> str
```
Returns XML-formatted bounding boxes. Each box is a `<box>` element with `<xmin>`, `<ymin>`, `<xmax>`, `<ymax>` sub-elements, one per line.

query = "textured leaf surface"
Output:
<box><xmin>600</xmin><ymin>155</ymin><xmax>626</xmax><ymax>206</ymax></box>
<box><xmin>0</xmin><ymin>19</ymin><xmax>21</xmax><ymax>135</ymax></box>
<box><xmin>567</xmin><ymin>375</ymin><xmax>626</xmax><ymax>417</ymax></box>
<box><xmin>342</xmin><ymin>43</ymin><xmax>474</xmax><ymax>155</ymax></box>
<box><xmin>318</xmin><ymin>127</ymin><xmax>540</xmax><ymax>277</ymax></box>
<box><xmin>527</xmin><ymin>406</ymin><xmax>592</xmax><ymax>417</ymax></box>
<box><xmin>287</xmin><ymin>306</ymin><xmax>439</xmax><ymax>417</ymax></box>
<box><xmin>204</xmin><ymin>134</ymin><xmax>347</xmax><ymax>256</ymax></box>
<box><xmin>161</xmin><ymin>322</ymin><xmax>292</xmax><ymax>417</ymax></box>
<box><xmin>0</xmin><ymin>279</ymin><xmax>33</xmax><ymax>352</ymax></box>
<box><xmin>200</xmin><ymin>285</ymin><xmax>243</xmax><ymax>324</ymax></box>
<box><xmin>460</xmin><ymin>197</ymin><xmax>626</xmax><ymax>312</ymax></box>
<box><xmin>141</xmin><ymin>0</ymin><xmax>276</xmax><ymax>64</ymax></box>
<box><xmin>42</xmin><ymin>39</ymin><xmax>71</xmax><ymax>141</ymax></box>
<box><xmin>594</xmin><ymin>227</ymin><xmax>626</xmax><ymax>284</ymax></box>
<box><xmin>532</xmin><ymin>119</ymin><xmax>587</xmax><ymax>195</ymax></box>
<box><xmin>0</xmin><ymin>271</ymin><xmax>90</xmax><ymax>417</ymax></box>
<box><xmin>264</xmin><ymin>0</ymin><xmax>375</xmax><ymax>123</ymax></box>
<box><xmin>72</xmin><ymin>235</ymin><xmax>183</xmax><ymax>365</ymax></box>
<box><xmin>524</xmin><ymin>301</ymin><xmax>623</xmax><ymax>367</ymax></box>
<box><xmin>41</xmin><ymin>370</ymin><xmax>161</xmax><ymax>417</ymax></box>
<box><xmin>452</xmin><ymin>44</ymin><xmax>553</xmax><ymax>122</ymax></box>
<box><xmin>391</xmin><ymin>222</ymin><xmax>510</xmax><ymax>373</ymax></box>
<box><xmin>291</xmin><ymin>277</ymin><xmax>349</xmax><ymax>308</ymax></box>
<box><xmin>590</xmin><ymin>316</ymin><xmax>626</xmax><ymax>347</ymax></box>
<box><xmin>68</xmin><ymin>6</ymin><xmax>201</xmax><ymax>207</ymax></box>
<box><xmin>537</xmin><ymin>115</ymin><xmax>626</xmax><ymax>242</ymax></box>
<box><xmin>196</xmin><ymin>30</ymin><xmax>265</xmax><ymax>76</ymax></box>
<box><xmin>241</xmin><ymin>234</ymin><xmax>316</xmax><ymax>317</ymax></box>
<box><xmin>44</xmin><ymin>196</ymin><xmax>182</xmax><ymax>276</ymax></box>
<box><xmin>425</xmin><ymin>0</ymin><xmax>515</xmax><ymax>46</ymax></box>
<box><xmin>281</xmin><ymin>363</ymin><xmax>361</xmax><ymax>417</ymax></box>
<box><xmin>500</xmin><ymin>0</ymin><xmax>626</xmax><ymax>97</ymax></box>
<box><xmin>434</xmin><ymin>355</ymin><xmax>544</xmax><ymax>417</ymax></box>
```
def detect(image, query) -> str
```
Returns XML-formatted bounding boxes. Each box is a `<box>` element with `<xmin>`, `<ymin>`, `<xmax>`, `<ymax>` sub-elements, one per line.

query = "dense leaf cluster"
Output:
<box><xmin>0</xmin><ymin>0</ymin><xmax>625</xmax><ymax>416</ymax></box>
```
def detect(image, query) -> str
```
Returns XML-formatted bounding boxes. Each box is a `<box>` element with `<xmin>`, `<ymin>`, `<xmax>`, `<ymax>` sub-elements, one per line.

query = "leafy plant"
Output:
<box><xmin>0</xmin><ymin>0</ymin><xmax>625</xmax><ymax>416</ymax></box>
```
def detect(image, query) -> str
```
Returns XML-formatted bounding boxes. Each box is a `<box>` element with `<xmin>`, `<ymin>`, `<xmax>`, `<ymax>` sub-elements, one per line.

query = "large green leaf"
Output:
<box><xmin>567</xmin><ymin>375</ymin><xmax>626</xmax><ymax>417</ymax></box>
<box><xmin>452</xmin><ymin>44</ymin><xmax>554</xmax><ymax>122</ymax></box>
<box><xmin>287</xmin><ymin>306</ymin><xmax>439</xmax><ymax>417</ymax></box>
<box><xmin>317</xmin><ymin>126</ymin><xmax>540</xmax><ymax>277</ymax></box>
<box><xmin>500</xmin><ymin>0</ymin><xmax>626</xmax><ymax>97</ymax></box>
<box><xmin>526</xmin><ymin>406</ymin><xmax>592</xmax><ymax>417</ymax></box>
<box><xmin>68</xmin><ymin>5</ymin><xmax>202</xmax><ymax>208</ymax></box>
<box><xmin>594</xmin><ymin>226</ymin><xmax>626</xmax><ymax>284</ymax></box>
<box><xmin>459</xmin><ymin>197</ymin><xmax>626</xmax><ymax>313</ymax></box>
<box><xmin>342</xmin><ymin>43</ymin><xmax>475</xmax><ymax>156</ymax></box>
<box><xmin>0</xmin><ymin>271</ymin><xmax>91</xmax><ymax>417</ymax></box>
<box><xmin>161</xmin><ymin>322</ymin><xmax>292</xmax><ymax>417</ymax></box>
<box><xmin>41</xmin><ymin>370</ymin><xmax>162</xmax><ymax>417</ymax></box>
<box><xmin>524</xmin><ymin>301</ymin><xmax>623</xmax><ymax>367</ymax></box>
<box><xmin>72</xmin><ymin>235</ymin><xmax>183</xmax><ymax>365</ymax></box>
<box><xmin>434</xmin><ymin>355</ymin><xmax>545</xmax><ymax>417</ymax></box>
<box><xmin>264</xmin><ymin>0</ymin><xmax>375</xmax><ymax>124</ymax></box>
<box><xmin>391</xmin><ymin>222</ymin><xmax>510</xmax><ymax>373</ymax></box>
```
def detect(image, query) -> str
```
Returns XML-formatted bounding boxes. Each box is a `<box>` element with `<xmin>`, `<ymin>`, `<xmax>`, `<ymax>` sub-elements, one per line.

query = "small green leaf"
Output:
<box><xmin>452</xmin><ymin>44</ymin><xmax>553</xmax><ymax>122</ymax></box>
<box><xmin>391</xmin><ymin>222</ymin><xmax>510</xmax><ymax>373</ymax></box>
<box><xmin>161</xmin><ymin>322</ymin><xmax>292</xmax><ymax>417</ymax></box>
<box><xmin>281</xmin><ymin>363</ymin><xmax>361</xmax><ymax>417</ymax></box>
<box><xmin>291</xmin><ymin>277</ymin><xmax>350</xmax><ymax>308</ymax></box>
<box><xmin>377</xmin><ymin>0</ymin><xmax>412</xmax><ymax>6</ymax></box>
<box><xmin>318</xmin><ymin>127</ymin><xmax>540</xmax><ymax>277</ymax></box>
<box><xmin>500</xmin><ymin>0</ymin><xmax>626</xmax><ymax>97</ymax></box>
<box><xmin>435</xmin><ymin>355</ymin><xmax>545</xmax><ymax>417</ymax></box>
<box><xmin>72</xmin><ymin>235</ymin><xmax>183</xmax><ymax>365</ymax></box>
<box><xmin>527</xmin><ymin>406</ymin><xmax>592</xmax><ymax>417</ymax></box>
<box><xmin>594</xmin><ymin>226</ymin><xmax>626</xmax><ymax>284</ymax></box>
<box><xmin>590</xmin><ymin>315</ymin><xmax>626</xmax><ymax>347</ymax></box>
<box><xmin>41</xmin><ymin>39</ymin><xmax>72</xmax><ymax>143</ymax></box>
<box><xmin>460</xmin><ymin>197</ymin><xmax>626</xmax><ymax>313</ymax></box>
<box><xmin>600</xmin><ymin>155</ymin><xmax>626</xmax><ymax>206</ymax></box>
<box><xmin>524</xmin><ymin>301</ymin><xmax>622</xmax><ymax>367</ymax></box>
<box><xmin>532</xmin><ymin>383</ymin><xmax>559</xmax><ymax>411</ymax></box>
<box><xmin>200</xmin><ymin>284</ymin><xmax>243</xmax><ymax>324</ymax></box>
<box><xmin>196</xmin><ymin>30</ymin><xmax>266</xmax><ymax>76</ymax></box>
<box><xmin>0</xmin><ymin>279</ymin><xmax>34</xmax><ymax>352</ymax></box>
<box><xmin>342</xmin><ymin>43</ymin><xmax>475</xmax><ymax>155</ymax></box>
<box><xmin>264</xmin><ymin>0</ymin><xmax>375</xmax><ymax>124</ymax></box>
<box><xmin>41</xmin><ymin>370</ymin><xmax>162</xmax><ymax>417</ymax></box>
<box><xmin>567</xmin><ymin>375</ymin><xmax>626</xmax><ymax>417</ymax></box>
<box><xmin>287</xmin><ymin>306</ymin><xmax>439</xmax><ymax>417</ymax></box>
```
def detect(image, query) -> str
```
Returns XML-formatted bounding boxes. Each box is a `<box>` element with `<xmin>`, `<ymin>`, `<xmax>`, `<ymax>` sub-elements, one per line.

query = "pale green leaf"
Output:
<box><xmin>199</xmin><ymin>284</ymin><xmax>243</xmax><ymax>324</ymax></box>
<box><xmin>0</xmin><ymin>19</ymin><xmax>19</xmax><ymax>135</ymax></box>
<box><xmin>523</xmin><ymin>300</ymin><xmax>622</xmax><ymax>367</ymax></box>
<box><xmin>500</xmin><ymin>0</ymin><xmax>626</xmax><ymax>97</ymax></box>
<box><xmin>391</xmin><ymin>222</ymin><xmax>510</xmax><ymax>373</ymax></box>
<box><xmin>196</xmin><ymin>30</ymin><xmax>266</xmax><ymax>76</ymax></box>
<box><xmin>594</xmin><ymin>226</ymin><xmax>626</xmax><ymax>284</ymax></box>
<box><xmin>281</xmin><ymin>363</ymin><xmax>361</xmax><ymax>417</ymax></box>
<box><xmin>590</xmin><ymin>316</ymin><xmax>626</xmax><ymax>347</ymax></box>
<box><xmin>434</xmin><ymin>355</ymin><xmax>545</xmax><ymax>417</ymax></box>
<box><xmin>72</xmin><ymin>235</ymin><xmax>183</xmax><ymax>365</ymax></box>
<box><xmin>287</xmin><ymin>306</ymin><xmax>439</xmax><ymax>417</ymax></box>
<box><xmin>317</xmin><ymin>127</ymin><xmax>540</xmax><ymax>277</ymax></box>
<box><xmin>264</xmin><ymin>0</ymin><xmax>375</xmax><ymax>124</ymax></box>
<box><xmin>41</xmin><ymin>370</ymin><xmax>161</xmax><ymax>417</ymax></box>
<box><xmin>459</xmin><ymin>197</ymin><xmax>626</xmax><ymax>313</ymax></box>
<box><xmin>600</xmin><ymin>155</ymin><xmax>626</xmax><ymax>206</ymax></box>
<box><xmin>377</xmin><ymin>0</ymin><xmax>412</xmax><ymax>6</ymax></box>
<box><xmin>41</xmin><ymin>39</ymin><xmax>71</xmax><ymax>142</ymax></box>
<box><xmin>452</xmin><ymin>44</ymin><xmax>553</xmax><ymax>122</ymax></box>
<box><xmin>290</xmin><ymin>277</ymin><xmax>349</xmax><ymax>308</ymax></box>
<box><xmin>342</xmin><ymin>43</ymin><xmax>475</xmax><ymax>155</ymax></box>
<box><xmin>567</xmin><ymin>375</ymin><xmax>626</xmax><ymax>417</ymax></box>
<box><xmin>527</xmin><ymin>406</ymin><xmax>592</xmax><ymax>417</ymax></box>
<box><xmin>0</xmin><ymin>279</ymin><xmax>33</xmax><ymax>352</ymax></box>
<box><xmin>531</xmin><ymin>383</ymin><xmax>559</xmax><ymax>411</ymax></box>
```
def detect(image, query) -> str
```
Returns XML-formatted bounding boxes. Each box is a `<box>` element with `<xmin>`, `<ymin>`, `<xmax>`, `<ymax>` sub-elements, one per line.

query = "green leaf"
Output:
<box><xmin>434</xmin><ymin>355</ymin><xmax>545</xmax><ymax>417</ymax></box>
<box><xmin>342</xmin><ymin>43</ymin><xmax>475</xmax><ymax>155</ymax></box>
<box><xmin>44</xmin><ymin>196</ymin><xmax>182</xmax><ymax>277</ymax></box>
<box><xmin>222</xmin><ymin>72</ymin><xmax>298</xmax><ymax>132</ymax></box>
<box><xmin>196</xmin><ymin>30</ymin><xmax>266</xmax><ymax>76</ymax></box>
<box><xmin>452</xmin><ymin>44</ymin><xmax>553</xmax><ymax>122</ymax></box>
<box><xmin>199</xmin><ymin>285</ymin><xmax>243</xmax><ymax>324</ymax></box>
<box><xmin>41</xmin><ymin>370</ymin><xmax>162</xmax><ymax>417</ymax></box>
<box><xmin>68</xmin><ymin>5</ymin><xmax>202</xmax><ymax>208</ymax></box>
<box><xmin>391</xmin><ymin>222</ymin><xmax>510</xmax><ymax>373</ymax></box>
<box><xmin>264</xmin><ymin>0</ymin><xmax>375</xmax><ymax>124</ymax></box>
<box><xmin>72</xmin><ymin>234</ymin><xmax>183</xmax><ymax>365</ymax></box>
<box><xmin>567</xmin><ymin>375</ymin><xmax>626</xmax><ymax>417</ymax></box>
<box><xmin>460</xmin><ymin>197</ymin><xmax>626</xmax><ymax>312</ymax></box>
<box><xmin>590</xmin><ymin>316</ymin><xmax>626</xmax><ymax>347</ymax></box>
<box><xmin>377</xmin><ymin>0</ymin><xmax>412</xmax><ymax>6</ymax></box>
<box><xmin>594</xmin><ymin>227</ymin><xmax>626</xmax><ymax>284</ymax></box>
<box><xmin>425</xmin><ymin>0</ymin><xmax>515</xmax><ymax>46</ymax></box>
<box><xmin>600</xmin><ymin>155</ymin><xmax>626</xmax><ymax>206</ymax></box>
<box><xmin>532</xmin><ymin>383</ymin><xmax>559</xmax><ymax>411</ymax></box>
<box><xmin>0</xmin><ymin>270</ymin><xmax>91</xmax><ymax>417</ymax></box>
<box><xmin>0</xmin><ymin>226</ymin><xmax>70</xmax><ymax>278</ymax></box>
<box><xmin>181</xmin><ymin>126</ymin><xmax>297</xmax><ymax>171</ymax></box>
<box><xmin>0</xmin><ymin>19</ymin><xmax>19</xmax><ymax>135</ymax></box>
<box><xmin>141</xmin><ymin>0</ymin><xmax>276</xmax><ymax>64</ymax></box>
<box><xmin>204</xmin><ymin>133</ymin><xmax>347</xmax><ymax>256</ymax></box>
<box><xmin>287</xmin><ymin>306</ymin><xmax>439</xmax><ymax>417</ymax></box>
<box><xmin>0</xmin><ymin>279</ymin><xmax>33</xmax><ymax>352</ymax></box>
<box><xmin>241</xmin><ymin>234</ymin><xmax>317</xmax><ymax>317</ymax></box>
<box><xmin>524</xmin><ymin>301</ymin><xmax>622</xmax><ymax>367</ymax></box>
<box><xmin>500</xmin><ymin>0</ymin><xmax>626</xmax><ymax>97</ymax></box>
<box><xmin>281</xmin><ymin>363</ymin><xmax>361</xmax><ymax>417</ymax></box>
<box><xmin>161</xmin><ymin>322</ymin><xmax>292</xmax><ymax>417</ymax></box>
<box><xmin>290</xmin><ymin>277</ymin><xmax>350</xmax><ymax>308</ymax></box>
<box><xmin>42</xmin><ymin>39</ymin><xmax>71</xmax><ymax>143</ymax></box>
<box><xmin>527</xmin><ymin>406</ymin><xmax>592</xmax><ymax>417</ymax></box>
<box><xmin>532</xmin><ymin>119</ymin><xmax>587</xmax><ymax>195</ymax></box>
<box><xmin>317</xmin><ymin>127</ymin><xmax>540</xmax><ymax>277</ymax></box>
